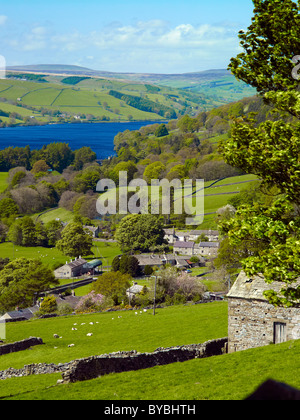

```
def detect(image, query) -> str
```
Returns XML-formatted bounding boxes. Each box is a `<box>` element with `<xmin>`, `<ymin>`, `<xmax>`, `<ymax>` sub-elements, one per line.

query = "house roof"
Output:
<box><xmin>127</xmin><ymin>284</ymin><xmax>144</xmax><ymax>295</ymax></box>
<box><xmin>196</xmin><ymin>242</ymin><xmax>219</xmax><ymax>248</ymax></box>
<box><xmin>135</xmin><ymin>255</ymin><xmax>163</xmax><ymax>266</ymax></box>
<box><xmin>65</xmin><ymin>258</ymin><xmax>87</xmax><ymax>269</ymax></box>
<box><xmin>190</xmin><ymin>230</ymin><xmax>219</xmax><ymax>235</ymax></box>
<box><xmin>227</xmin><ymin>271</ymin><xmax>300</xmax><ymax>302</ymax></box>
<box><xmin>174</xmin><ymin>241</ymin><xmax>194</xmax><ymax>248</ymax></box>
<box><xmin>0</xmin><ymin>308</ymin><xmax>35</xmax><ymax>321</ymax></box>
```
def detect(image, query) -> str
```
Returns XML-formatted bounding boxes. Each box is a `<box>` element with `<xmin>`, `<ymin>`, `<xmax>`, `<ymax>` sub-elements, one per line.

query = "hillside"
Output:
<box><xmin>3</xmin><ymin>65</ymin><xmax>257</xmax><ymax>123</ymax></box>
<box><xmin>0</xmin><ymin>72</ymin><xmax>220</xmax><ymax>125</ymax></box>
<box><xmin>0</xmin><ymin>302</ymin><xmax>299</xmax><ymax>400</ymax></box>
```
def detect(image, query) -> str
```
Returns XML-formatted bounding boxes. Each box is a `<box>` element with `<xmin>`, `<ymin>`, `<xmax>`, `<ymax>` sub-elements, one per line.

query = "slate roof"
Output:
<box><xmin>196</xmin><ymin>242</ymin><xmax>219</xmax><ymax>248</ymax></box>
<box><xmin>0</xmin><ymin>308</ymin><xmax>35</xmax><ymax>321</ymax></box>
<box><xmin>174</xmin><ymin>241</ymin><xmax>194</xmax><ymax>248</ymax></box>
<box><xmin>227</xmin><ymin>271</ymin><xmax>300</xmax><ymax>302</ymax></box>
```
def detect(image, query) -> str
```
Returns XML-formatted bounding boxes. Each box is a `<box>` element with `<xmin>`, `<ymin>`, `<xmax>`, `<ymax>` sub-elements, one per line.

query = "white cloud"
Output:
<box><xmin>3</xmin><ymin>19</ymin><xmax>241</xmax><ymax>73</ymax></box>
<box><xmin>0</xmin><ymin>15</ymin><xmax>8</xmax><ymax>26</ymax></box>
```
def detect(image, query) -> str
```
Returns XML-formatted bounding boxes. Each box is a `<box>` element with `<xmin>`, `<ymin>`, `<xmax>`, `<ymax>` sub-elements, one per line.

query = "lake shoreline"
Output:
<box><xmin>0</xmin><ymin>120</ymin><xmax>165</xmax><ymax>159</ymax></box>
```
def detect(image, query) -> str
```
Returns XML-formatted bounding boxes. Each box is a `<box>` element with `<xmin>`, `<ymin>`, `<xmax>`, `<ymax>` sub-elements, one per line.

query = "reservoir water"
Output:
<box><xmin>0</xmin><ymin>121</ymin><xmax>160</xmax><ymax>159</ymax></box>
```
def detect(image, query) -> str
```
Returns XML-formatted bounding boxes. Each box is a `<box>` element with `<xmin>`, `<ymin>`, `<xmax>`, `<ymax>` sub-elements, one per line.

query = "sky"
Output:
<box><xmin>0</xmin><ymin>0</ymin><xmax>255</xmax><ymax>74</ymax></box>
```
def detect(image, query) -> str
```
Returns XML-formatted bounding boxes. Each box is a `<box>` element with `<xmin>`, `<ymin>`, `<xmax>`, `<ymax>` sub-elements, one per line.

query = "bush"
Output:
<box><xmin>38</xmin><ymin>295</ymin><xmax>58</xmax><ymax>315</ymax></box>
<box><xmin>144</xmin><ymin>265</ymin><xmax>154</xmax><ymax>276</ymax></box>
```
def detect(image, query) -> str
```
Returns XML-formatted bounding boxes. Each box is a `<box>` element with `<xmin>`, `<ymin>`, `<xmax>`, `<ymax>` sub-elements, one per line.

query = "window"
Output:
<box><xmin>273</xmin><ymin>322</ymin><xmax>287</xmax><ymax>344</ymax></box>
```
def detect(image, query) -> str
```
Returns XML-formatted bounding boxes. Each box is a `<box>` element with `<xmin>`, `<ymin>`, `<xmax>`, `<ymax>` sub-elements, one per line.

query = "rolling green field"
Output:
<box><xmin>0</xmin><ymin>172</ymin><xmax>8</xmax><ymax>193</ymax></box>
<box><xmin>0</xmin><ymin>75</ymin><xmax>205</xmax><ymax>123</ymax></box>
<box><xmin>0</xmin><ymin>301</ymin><xmax>299</xmax><ymax>400</ymax></box>
<box><xmin>0</xmin><ymin>240</ymin><xmax>121</xmax><ymax>269</ymax></box>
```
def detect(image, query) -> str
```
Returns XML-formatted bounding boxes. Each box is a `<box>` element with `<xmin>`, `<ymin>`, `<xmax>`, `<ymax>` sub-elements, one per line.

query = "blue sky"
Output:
<box><xmin>0</xmin><ymin>0</ymin><xmax>254</xmax><ymax>73</ymax></box>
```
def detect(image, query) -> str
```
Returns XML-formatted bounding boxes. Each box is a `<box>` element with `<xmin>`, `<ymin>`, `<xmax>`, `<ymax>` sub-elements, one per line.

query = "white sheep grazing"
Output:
<box><xmin>53</xmin><ymin>334</ymin><xmax>59</xmax><ymax>339</ymax></box>
<box><xmin>89</xmin><ymin>322</ymin><xmax>94</xmax><ymax>325</ymax></box>
<box><xmin>68</xmin><ymin>344</ymin><xmax>75</xmax><ymax>347</ymax></box>
<box><xmin>87</xmin><ymin>333</ymin><xmax>93</xmax><ymax>337</ymax></box>
<box><xmin>71</xmin><ymin>327</ymin><xmax>77</xmax><ymax>331</ymax></box>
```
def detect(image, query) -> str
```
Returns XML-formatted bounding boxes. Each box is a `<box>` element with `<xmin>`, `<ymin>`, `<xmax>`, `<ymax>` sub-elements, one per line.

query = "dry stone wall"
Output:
<box><xmin>0</xmin><ymin>337</ymin><xmax>44</xmax><ymax>356</ymax></box>
<box><xmin>0</xmin><ymin>338</ymin><xmax>228</xmax><ymax>382</ymax></box>
<box><xmin>61</xmin><ymin>338</ymin><xmax>228</xmax><ymax>384</ymax></box>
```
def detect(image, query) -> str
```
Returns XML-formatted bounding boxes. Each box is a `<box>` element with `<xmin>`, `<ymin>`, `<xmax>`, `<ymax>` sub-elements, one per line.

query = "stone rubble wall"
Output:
<box><xmin>0</xmin><ymin>337</ymin><xmax>44</xmax><ymax>356</ymax></box>
<box><xmin>61</xmin><ymin>338</ymin><xmax>228</xmax><ymax>384</ymax></box>
<box><xmin>0</xmin><ymin>338</ymin><xmax>228</xmax><ymax>382</ymax></box>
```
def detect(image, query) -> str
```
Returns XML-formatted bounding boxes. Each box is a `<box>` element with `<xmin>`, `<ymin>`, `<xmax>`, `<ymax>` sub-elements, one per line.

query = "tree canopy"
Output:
<box><xmin>220</xmin><ymin>0</ymin><xmax>300</xmax><ymax>306</ymax></box>
<box><xmin>56</xmin><ymin>222</ymin><xmax>93</xmax><ymax>258</ymax></box>
<box><xmin>115</xmin><ymin>214</ymin><xmax>165</xmax><ymax>252</ymax></box>
<box><xmin>0</xmin><ymin>258</ymin><xmax>57</xmax><ymax>311</ymax></box>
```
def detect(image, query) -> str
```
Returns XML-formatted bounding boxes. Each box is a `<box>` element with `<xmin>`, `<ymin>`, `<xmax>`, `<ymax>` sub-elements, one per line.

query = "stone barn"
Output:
<box><xmin>227</xmin><ymin>271</ymin><xmax>300</xmax><ymax>353</ymax></box>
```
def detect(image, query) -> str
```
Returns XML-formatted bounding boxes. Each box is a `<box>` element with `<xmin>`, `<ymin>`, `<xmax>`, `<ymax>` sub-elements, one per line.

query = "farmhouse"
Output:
<box><xmin>194</xmin><ymin>241</ymin><xmax>219</xmax><ymax>256</ymax></box>
<box><xmin>54</xmin><ymin>258</ymin><xmax>89</xmax><ymax>279</ymax></box>
<box><xmin>173</xmin><ymin>241</ymin><xmax>195</xmax><ymax>255</ymax></box>
<box><xmin>227</xmin><ymin>271</ymin><xmax>300</xmax><ymax>353</ymax></box>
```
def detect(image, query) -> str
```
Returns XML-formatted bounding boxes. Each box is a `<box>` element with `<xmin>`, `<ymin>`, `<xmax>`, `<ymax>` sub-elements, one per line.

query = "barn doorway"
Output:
<box><xmin>273</xmin><ymin>322</ymin><xmax>287</xmax><ymax>344</ymax></box>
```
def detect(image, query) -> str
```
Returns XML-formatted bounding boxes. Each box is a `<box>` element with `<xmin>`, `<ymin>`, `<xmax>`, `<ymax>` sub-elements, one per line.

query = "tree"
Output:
<box><xmin>73</xmin><ymin>147</ymin><xmax>97</xmax><ymax>171</ymax></box>
<box><xmin>155</xmin><ymin>123</ymin><xmax>169</xmax><ymax>137</ymax></box>
<box><xmin>119</xmin><ymin>254</ymin><xmax>141</xmax><ymax>277</ymax></box>
<box><xmin>56</xmin><ymin>222</ymin><xmax>93</xmax><ymax>258</ymax></box>
<box><xmin>31</xmin><ymin>160</ymin><xmax>50</xmax><ymax>174</ymax></box>
<box><xmin>39</xmin><ymin>295</ymin><xmax>58</xmax><ymax>315</ymax></box>
<box><xmin>115</xmin><ymin>214</ymin><xmax>165</xmax><ymax>252</ymax></box>
<box><xmin>143</xmin><ymin>161</ymin><xmax>166</xmax><ymax>184</ymax></box>
<box><xmin>220</xmin><ymin>0</ymin><xmax>300</xmax><ymax>306</ymax></box>
<box><xmin>91</xmin><ymin>271</ymin><xmax>131</xmax><ymax>306</ymax></box>
<box><xmin>0</xmin><ymin>197</ymin><xmax>19</xmax><ymax>219</ymax></box>
<box><xmin>0</xmin><ymin>258</ymin><xmax>57</xmax><ymax>311</ymax></box>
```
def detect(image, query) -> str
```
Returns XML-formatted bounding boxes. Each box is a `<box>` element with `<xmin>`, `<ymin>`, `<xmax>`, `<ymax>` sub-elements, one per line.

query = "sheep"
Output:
<box><xmin>89</xmin><ymin>322</ymin><xmax>94</xmax><ymax>325</ymax></box>
<box><xmin>68</xmin><ymin>344</ymin><xmax>75</xmax><ymax>347</ymax></box>
<box><xmin>87</xmin><ymin>333</ymin><xmax>93</xmax><ymax>337</ymax></box>
<box><xmin>53</xmin><ymin>334</ymin><xmax>59</xmax><ymax>339</ymax></box>
<box><xmin>71</xmin><ymin>327</ymin><xmax>77</xmax><ymax>331</ymax></box>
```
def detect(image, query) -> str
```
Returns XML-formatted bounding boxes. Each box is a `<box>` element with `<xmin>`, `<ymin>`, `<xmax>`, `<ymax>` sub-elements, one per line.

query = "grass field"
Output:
<box><xmin>0</xmin><ymin>301</ymin><xmax>299</xmax><ymax>400</ymax></box>
<box><xmin>0</xmin><ymin>76</ymin><xmax>202</xmax><ymax>123</ymax></box>
<box><xmin>0</xmin><ymin>302</ymin><xmax>228</xmax><ymax>369</ymax></box>
<box><xmin>0</xmin><ymin>240</ymin><xmax>121</xmax><ymax>269</ymax></box>
<box><xmin>0</xmin><ymin>172</ymin><xmax>8</xmax><ymax>193</ymax></box>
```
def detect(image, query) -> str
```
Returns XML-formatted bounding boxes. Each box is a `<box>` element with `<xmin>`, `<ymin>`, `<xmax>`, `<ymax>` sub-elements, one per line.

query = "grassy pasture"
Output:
<box><xmin>0</xmin><ymin>172</ymin><xmax>8</xmax><ymax>192</ymax></box>
<box><xmin>0</xmin><ymin>301</ymin><xmax>299</xmax><ymax>400</ymax></box>
<box><xmin>0</xmin><ymin>240</ymin><xmax>121</xmax><ymax>268</ymax></box>
<box><xmin>0</xmin><ymin>302</ymin><xmax>228</xmax><ymax>370</ymax></box>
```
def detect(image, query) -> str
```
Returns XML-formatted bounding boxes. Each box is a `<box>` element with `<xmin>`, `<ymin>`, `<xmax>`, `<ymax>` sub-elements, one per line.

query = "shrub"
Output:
<box><xmin>39</xmin><ymin>295</ymin><xmax>58</xmax><ymax>315</ymax></box>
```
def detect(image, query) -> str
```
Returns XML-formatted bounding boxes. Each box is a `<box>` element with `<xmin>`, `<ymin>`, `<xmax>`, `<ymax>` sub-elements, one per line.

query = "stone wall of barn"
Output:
<box><xmin>228</xmin><ymin>298</ymin><xmax>300</xmax><ymax>353</ymax></box>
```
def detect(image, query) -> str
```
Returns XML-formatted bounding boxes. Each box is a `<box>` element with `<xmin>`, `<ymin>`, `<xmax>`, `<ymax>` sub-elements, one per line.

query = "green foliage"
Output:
<box><xmin>115</xmin><ymin>214</ymin><xmax>165</xmax><ymax>252</ymax></box>
<box><xmin>0</xmin><ymin>257</ymin><xmax>57</xmax><ymax>311</ymax></box>
<box><xmin>56</xmin><ymin>222</ymin><xmax>93</xmax><ymax>258</ymax></box>
<box><xmin>228</xmin><ymin>0</ymin><xmax>300</xmax><ymax>94</ymax></box>
<box><xmin>92</xmin><ymin>271</ymin><xmax>131</xmax><ymax>306</ymax></box>
<box><xmin>0</xmin><ymin>197</ymin><xmax>19</xmax><ymax>218</ymax></box>
<box><xmin>118</xmin><ymin>254</ymin><xmax>141</xmax><ymax>277</ymax></box>
<box><xmin>108</xmin><ymin>90</ymin><xmax>177</xmax><ymax>118</ymax></box>
<box><xmin>154</xmin><ymin>123</ymin><xmax>169</xmax><ymax>137</ymax></box>
<box><xmin>220</xmin><ymin>0</ymin><xmax>300</xmax><ymax>305</ymax></box>
<box><xmin>73</xmin><ymin>147</ymin><xmax>97</xmax><ymax>171</ymax></box>
<box><xmin>39</xmin><ymin>295</ymin><xmax>58</xmax><ymax>315</ymax></box>
<box><xmin>61</xmin><ymin>77</ymin><xmax>91</xmax><ymax>85</ymax></box>
<box><xmin>143</xmin><ymin>161</ymin><xmax>166</xmax><ymax>183</ymax></box>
